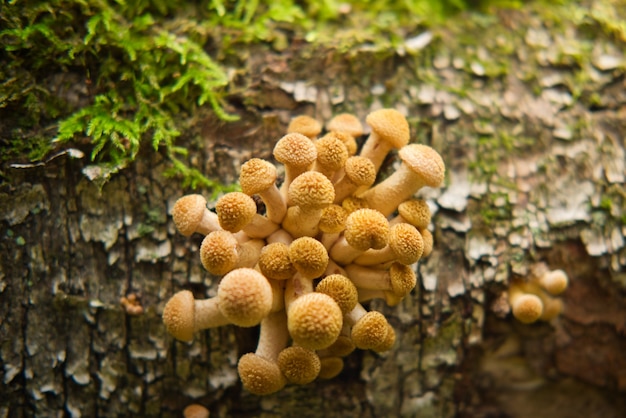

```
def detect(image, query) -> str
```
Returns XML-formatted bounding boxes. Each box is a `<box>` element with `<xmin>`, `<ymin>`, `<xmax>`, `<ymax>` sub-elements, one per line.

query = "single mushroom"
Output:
<box><xmin>332</xmin><ymin>156</ymin><xmax>377</xmax><ymax>204</ymax></box>
<box><xmin>218</xmin><ymin>268</ymin><xmax>274</xmax><ymax>327</ymax></box>
<box><xmin>326</xmin><ymin>113</ymin><xmax>364</xmax><ymax>139</ymax></box>
<box><xmin>287</xmin><ymin>292</ymin><xmax>343</xmax><ymax>350</ymax></box>
<box><xmin>277</xmin><ymin>345</ymin><xmax>321</xmax><ymax>385</ymax></box>
<box><xmin>420</xmin><ymin>228</ymin><xmax>434</xmax><ymax>258</ymax></box>
<box><xmin>329</xmin><ymin>208</ymin><xmax>390</xmax><ymax>265</ymax></box>
<box><xmin>508</xmin><ymin>280</ymin><xmax>543</xmax><ymax>324</ymax></box>
<box><xmin>316</xmin><ymin>333</ymin><xmax>355</xmax><ymax>358</ymax></box>
<box><xmin>200</xmin><ymin>231</ymin><xmax>264</xmax><ymax>275</ymax></box>
<box><xmin>389</xmin><ymin>199</ymin><xmax>432</xmax><ymax>229</ymax></box>
<box><xmin>317</xmin><ymin>356</ymin><xmax>344</xmax><ymax>379</ymax></box>
<box><xmin>172</xmin><ymin>194</ymin><xmax>221</xmax><ymax>236</ymax></box>
<box><xmin>344</xmin><ymin>304</ymin><xmax>391</xmax><ymax>351</ymax></box>
<box><xmin>162</xmin><ymin>290</ymin><xmax>230</xmax><ymax>342</ymax></box>
<box><xmin>341</xmin><ymin>195</ymin><xmax>369</xmax><ymax>214</ymax></box>
<box><xmin>345</xmin><ymin>263</ymin><xmax>417</xmax><ymax>297</ymax></box>
<box><xmin>353</xmin><ymin>223</ymin><xmax>424</xmax><ymax>266</ymax></box>
<box><xmin>358</xmin><ymin>144</ymin><xmax>445</xmax><ymax>216</ymax></box>
<box><xmin>216</xmin><ymin>192</ymin><xmax>279</xmax><ymax>238</ymax></box>
<box><xmin>273</xmin><ymin>132</ymin><xmax>317</xmax><ymax>198</ymax></box>
<box><xmin>237</xmin><ymin>310</ymin><xmax>289</xmax><ymax>395</ymax></box>
<box><xmin>315</xmin><ymin>274</ymin><xmax>358</xmax><ymax>315</ymax></box>
<box><xmin>313</xmin><ymin>133</ymin><xmax>349</xmax><ymax>180</ymax></box>
<box><xmin>257</xmin><ymin>242</ymin><xmax>297</xmax><ymax>281</ymax></box>
<box><xmin>318</xmin><ymin>204</ymin><xmax>348</xmax><ymax>250</ymax></box>
<box><xmin>359</xmin><ymin>109</ymin><xmax>410</xmax><ymax>172</ymax></box>
<box><xmin>284</xmin><ymin>237</ymin><xmax>330</xmax><ymax>308</ymax></box>
<box><xmin>287</xmin><ymin>115</ymin><xmax>322</xmax><ymax>140</ymax></box>
<box><xmin>183</xmin><ymin>404</ymin><xmax>210</xmax><ymax>418</ymax></box>
<box><xmin>239</xmin><ymin>158</ymin><xmax>287</xmax><ymax>224</ymax></box>
<box><xmin>282</xmin><ymin>171</ymin><xmax>335</xmax><ymax>238</ymax></box>
<box><xmin>536</xmin><ymin>269</ymin><xmax>569</xmax><ymax>295</ymax></box>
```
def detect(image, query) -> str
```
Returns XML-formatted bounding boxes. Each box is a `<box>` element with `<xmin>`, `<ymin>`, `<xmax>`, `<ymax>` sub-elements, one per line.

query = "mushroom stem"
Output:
<box><xmin>172</xmin><ymin>194</ymin><xmax>222</xmax><ymax>236</ymax></box>
<box><xmin>344</xmin><ymin>263</ymin><xmax>416</xmax><ymax>295</ymax></box>
<box><xmin>358</xmin><ymin>144</ymin><xmax>445</xmax><ymax>216</ymax></box>
<box><xmin>273</xmin><ymin>133</ymin><xmax>317</xmax><ymax>199</ymax></box>
<box><xmin>329</xmin><ymin>209</ymin><xmax>390</xmax><ymax>265</ymax></box>
<box><xmin>239</xmin><ymin>158</ymin><xmax>287</xmax><ymax>224</ymax></box>
<box><xmin>357</xmin><ymin>288</ymin><xmax>404</xmax><ymax>306</ymax></box>
<box><xmin>243</xmin><ymin>214</ymin><xmax>280</xmax><ymax>238</ymax></box>
<box><xmin>359</xmin><ymin>109</ymin><xmax>410</xmax><ymax>172</ymax></box>
<box><xmin>353</xmin><ymin>223</ymin><xmax>424</xmax><ymax>266</ymax></box>
<box><xmin>284</xmin><ymin>273</ymin><xmax>315</xmax><ymax>310</ymax></box>
<box><xmin>162</xmin><ymin>290</ymin><xmax>230</xmax><ymax>342</ymax></box>
<box><xmin>332</xmin><ymin>156</ymin><xmax>376</xmax><ymax>203</ymax></box>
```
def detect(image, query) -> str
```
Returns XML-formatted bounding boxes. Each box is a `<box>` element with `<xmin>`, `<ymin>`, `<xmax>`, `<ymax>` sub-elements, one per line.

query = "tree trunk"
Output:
<box><xmin>1</xmin><ymin>6</ymin><xmax>625</xmax><ymax>418</ymax></box>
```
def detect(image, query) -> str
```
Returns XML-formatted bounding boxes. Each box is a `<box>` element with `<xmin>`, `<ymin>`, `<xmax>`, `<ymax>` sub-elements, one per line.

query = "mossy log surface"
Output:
<box><xmin>1</xmin><ymin>5</ymin><xmax>626</xmax><ymax>418</ymax></box>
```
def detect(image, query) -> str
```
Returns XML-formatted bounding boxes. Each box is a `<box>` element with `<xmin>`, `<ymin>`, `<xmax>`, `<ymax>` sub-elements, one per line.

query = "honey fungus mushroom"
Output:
<box><xmin>172</xmin><ymin>194</ymin><xmax>221</xmax><ymax>236</ymax></box>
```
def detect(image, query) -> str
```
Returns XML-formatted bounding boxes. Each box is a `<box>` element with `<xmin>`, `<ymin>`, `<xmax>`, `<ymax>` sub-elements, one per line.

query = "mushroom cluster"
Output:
<box><xmin>163</xmin><ymin>109</ymin><xmax>446</xmax><ymax>395</ymax></box>
<box><xmin>508</xmin><ymin>263</ymin><xmax>569</xmax><ymax>324</ymax></box>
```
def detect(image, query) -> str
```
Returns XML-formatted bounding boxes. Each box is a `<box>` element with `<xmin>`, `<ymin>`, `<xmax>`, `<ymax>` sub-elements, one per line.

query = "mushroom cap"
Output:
<box><xmin>315</xmin><ymin>274</ymin><xmax>358</xmax><ymax>315</ymax></box>
<box><xmin>218</xmin><ymin>268</ymin><xmax>273</xmax><ymax>327</ymax></box>
<box><xmin>200</xmin><ymin>231</ymin><xmax>239</xmax><ymax>275</ymax></box>
<box><xmin>388</xmin><ymin>223</ymin><xmax>424</xmax><ymax>265</ymax></box>
<box><xmin>287</xmin><ymin>115</ymin><xmax>322</xmax><ymax>139</ymax></box>
<box><xmin>332</xmin><ymin>131</ymin><xmax>358</xmax><ymax>156</ymax></box>
<box><xmin>351</xmin><ymin>311</ymin><xmax>390</xmax><ymax>350</ymax></box>
<box><xmin>420</xmin><ymin>228</ymin><xmax>434</xmax><ymax>258</ymax></box>
<box><xmin>277</xmin><ymin>346</ymin><xmax>321</xmax><ymax>384</ymax></box>
<box><xmin>215</xmin><ymin>192</ymin><xmax>257</xmax><ymax>232</ymax></box>
<box><xmin>398</xmin><ymin>144</ymin><xmax>446</xmax><ymax>189</ymax></box>
<box><xmin>365</xmin><ymin>109</ymin><xmax>410</xmax><ymax>149</ymax></box>
<box><xmin>317</xmin><ymin>356</ymin><xmax>344</xmax><ymax>379</ymax></box>
<box><xmin>273</xmin><ymin>132</ymin><xmax>317</xmax><ymax>169</ymax></box>
<box><xmin>341</xmin><ymin>196</ymin><xmax>369</xmax><ymax>214</ymax></box>
<box><xmin>318</xmin><ymin>205</ymin><xmax>348</xmax><ymax>234</ymax></box>
<box><xmin>162</xmin><ymin>290</ymin><xmax>195</xmax><ymax>342</ymax></box>
<box><xmin>239</xmin><ymin>158</ymin><xmax>277</xmax><ymax>195</ymax></box>
<box><xmin>315</xmin><ymin>133</ymin><xmax>349</xmax><ymax>172</ymax></box>
<box><xmin>539</xmin><ymin>269</ymin><xmax>569</xmax><ymax>295</ymax></box>
<box><xmin>172</xmin><ymin>194</ymin><xmax>208</xmax><ymax>236</ymax></box>
<box><xmin>511</xmin><ymin>293</ymin><xmax>543</xmax><ymax>324</ymax></box>
<box><xmin>288</xmin><ymin>171</ymin><xmax>335</xmax><ymax>210</ymax></box>
<box><xmin>238</xmin><ymin>353</ymin><xmax>286</xmax><ymax>395</ymax></box>
<box><xmin>397</xmin><ymin>199</ymin><xmax>431</xmax><ymax>229</ymax></box>
<box><xmin>344</xmin><ymin>209</ymin><xmax>390</xmax><ymax>251</ymax></box>
<box><xmin>258</xmin><ymin>242</ymin><xmax>296</xmax><ymax>280</ymax></box>
<box><xmin>372</xmin><ymin>323</ymin><xmax>396</xmax><ymax>352</ymax></box>
<box><xmin>326</xmin><ymin>113</ymin><xmax>364</xmax><ymax>138</ymax></box>
<box><xmin>389</xmin><ymin>263</ymin><xmax>418</xmax><ymax>296</ymax></box>
<box><xmin>321</xmin><ymin>335</ymin><xmax>356</xmax><ymax>357</ymax></box>
<box><xmin>183</xmin><ymin>404</ymin><xmax>210</xmax><ymax>418</ymax></box>
<box><xmin>287</xmin><ymin>292</ymin><xmax>343</xmax><ymax>350</ymax></box>
<box><xmin>288</xmin><ymin>237</ymin><xmax>329</xmax><ymax>279</ymax></box>
<box><xmin>343</xmin><ymin>156</ymin><xmax>376</xmax><ymax>187</ymax></box>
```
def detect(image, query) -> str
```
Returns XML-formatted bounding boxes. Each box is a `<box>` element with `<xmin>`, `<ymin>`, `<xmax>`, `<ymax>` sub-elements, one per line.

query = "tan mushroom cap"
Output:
<box><xmin>509</xmin><ymin>286</ymin><xmax>543</xmax><ymax>324</ymax></box>
<box><xmin>314</xmin><ymin>133</ymin><xmax>349</xmax><ymax>176</ymax></box>
<box><xmin>239</xmin><ymin>158</ymin><xmax>277</xmax><ymax>195</ymax></box>
<box><xmin>327</xmin><ymin>113</ymin><xmax>364</xmax><ymax>139</ymax></box>
<box><xmin>351</xmin><ymin>311</ymin><xmax>390</xmax><ymax>350</ymax></box>
<box><xmin>319</xmin><ymin>335</ymin><xmax>356</xmax><ymax>357</ymax></box>
<box><xmin>288</xmin><ymin>237</ymin><xmax>329</xmax><ymax>279</ymax></box>
<box><xmin>387</xmin><ymin>223</ymin><xmax>424</xmax><ymax>265</ymax></box>
<box><xmin>162</xmin><ymin>290</ymin><xmax>196</xmax><ymax>342</ymax></box>
<box><xmin>287</xmin><ymin>115</ymin><xmax>322</xmax><ymax>139</ymax></box>
<box><xmin>317</xmin><ymin>356</ymin><xmax>344</xmax><ymax>379</ymax></box>
<box><xmin>288</xmin><ymin>171</ymin><xmax>335</xmax><ymax>210</ymax></box>
<box><xmin>318</xmin><ymin>205</ymin><xmax>348</xmax><ymax>234</ymax></box>
<box><xmin>200</xmin><ymin>231</ymin><xmax>239</xmax><ymax>275</ymax></box>
<box><xmin>172</xmin><ymin>194</ymin><xmax>214</xmax><ymax>236</ymax></box>
<box><xmin>258</xmin><ymin>242</ymin><xmax>296</xmax><ymax>280</ymax></box>
<box><xmin>287</xmin><ymin>292</ymin><xmax>343</xmax><ymax>350</ymax></box>
<box><xmin>274</xmin><ymin>132</ymin><xmax>317</xmax><ymax>171</ymax></box>
<box><xmin>396</xmin><ymin>199</ymin><xmax>431</xmax><ymax>229</ymax></box>
<box><xmin>315</xmin><ymin>274</ymin><xmax>358</xmax><ymax>315</ymax></box>
<box><xmin>388</xmin><ymin>263</ymin><xmax>418</xmax><ymax>296</ymax></box>
<box><xmin>344</xmin><ymin>209</ymin><xmax>390</xmax><ymax>251</ymax></box>
<box><xmin>183</xmin><ymin>404</ymin><xmax>210</xmax><ymax>418</ymax></box>
<box><xmin>238</xmin><ymin>353</ymin><xmax>286</xmax><ymax>395</ymax></box>
<box><xmin>341</xmin><ymin>196</ymin><xmax>369</xmax><ymax>213</ymax></box>
<box><xmin>398</xmin><ymin>144</ymin><xmax>446</xmax><ymax>188</ymax></box>
<box><xmin>218</xmin><ymin>268</ymin><xmax>273</xmax><ymax>327</ymax></box>
<box><xmin>538</xmin><ymin>269</ymin><xmax>569</xmax><ymax>295</ymax></box>
<box><xmin>365</xmin><ymin>109</ymin><xmax>410</xmax><ymax>150</ymax></box>
<box><xmin>332</xmin><ymin>131</ymin><xmax>358</xmax><ymax>156</ymax></box>
<box><xmin>372</xmin><ymin>323</ymin><xmax>396</xmax><ymax>352</ymax></box>
<box><xmin>215</xmin><ymin>192</ymin><xmax>257</xmax><ymax>232</ymax></box>
<box><xmin>277</xmin><ymin>346</ymin><xmax>321</xmax><ymax>384</ymax></box>
<box><xmin>333</xmin><ymin>156</ymin><xmax>377</xmax><ymax>203</ymax></box>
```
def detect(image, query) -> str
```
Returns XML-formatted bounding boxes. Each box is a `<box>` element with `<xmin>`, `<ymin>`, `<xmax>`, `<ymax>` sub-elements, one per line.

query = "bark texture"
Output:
<box><xmin>1</xmin><ymin>6</ymin><xmax>626</xmax><ymax>418</ymax></box>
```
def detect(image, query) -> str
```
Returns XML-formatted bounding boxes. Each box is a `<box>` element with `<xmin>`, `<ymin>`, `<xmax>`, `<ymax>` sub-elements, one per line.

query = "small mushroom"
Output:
<box><xmin>330</xmin><ymin>208</ymin><xmax>390</xmax><ymax>265</ymax></box>
<box><xmin>282</xmin><ymin>171</ymin><xmax>335</xmax><ymax>238</ymax></box>
<box><xmin>287</xmin><ymin>292</ymin><xmax>343</xmax><ymax>350</ymax></box>
<box><xmin>273</xmin><ymin>132</ymin><xmax>317</xmax><ymax>198</ymax></box>
<box><xmin>277</xmin><ymin>346</ymin><xmax>321</xmax><ymax>384</ymax></box>
<box><xmin>238</xmin><ymin>310</ymin><xmax>289</xmax><ymax>395</ymax></box>
<box><xmin>257</xmin><ymin>242</ymin><xmax>297</xmax><ymax>281</ymax></box>
<box><xmin>239</xmin><ymin>158</ymin><xmax>287</xmax><ymax>224</ymax></box>
<box><xmin>420</xmin><ymin>228</ymin><xmax>434</xmax><ymax>258</ymax></box>
<box><xmin>317</xmin><ymin>356</ymin><xmax>344</xmax><ymax>379</ymax></box>
<box><xmin>313</xmin><ymin>133</ymin><xmax>349</xmax><ymax>180</ymax></box>
<box><xmin>344</xmin><ymin>303</ymin><xmax>391</xmax><ymax>351</ymax></box>
<box><xmin>216</xmin><ymin>192</ymin><xmax>279</xmax><ymax>238</ymax></box>
<box><xmin>359</xmin><ymin>109</ymin><xmax>410</xmax><ymax>172</ymax></box>
<box><xmin>332</xmin><ymin>156</ymin><xmax>377</xmax><ymax>204</ymax></box>
<box><xmin>353</xmin><ymin>223</ymin><xmax>424</xmax><ymax>266</ymax></box>
<box><xmin>315</xmin><ymin>274</ymin><xmax>358</xmax><ymax>315</ymax></box>
<box><xmin>536</xmin><ymin>269</ymin><xmax>569</xmax><ymax>295</ymax></box>
<box><xmin>389</xmin><ymin>199</ymin><xmax>432</xmax><ymax>229</ymax></box>
<box><xmin>172</xmin><ymin>194</ymin><xmax>221</xmax><ymax>236</ymax></box>
<box><xmin>326</xmin><ymin>113</ymin><xmax>364</xmax><ymax>141</ymax></box>
<box><xmin>358</xmin><ymin>144</ymin><xmax>445</xmax><ymax>216</ymax></box>
<box><xmin>508</xmin><ymin>280</ymin><xmax>543</xmax><ymax>324</ymax></box>
<box><xmin>345</xmin><ymin>263</ymin><xmax>417</xmax><ymax>297</ymax></box>
<box><xmin>287</xmin><ymin>115</ymin><xmax>322</xmax><ymax>140</ymax></box>
<box><xmin>183</xmin><ymin>404</ymin><xmax>210</xmax><ymax>418</ymax></box>
<box><xmin>218</xmin><ymin>268</ymin><xmax>274</xmax><ymax>327</ymax></box>
<box><xmin>318</xmin><ymin>204</ymin><xmax>348</xmax><ymax>250</ymax></box>
<box><xmin>284</xmin><ymin>237</ymin><xmax>330</xmax><ymax>308</ymax></box>
<box><xmin>162</xmin><ymin>290</ymin><xmax>230</xmax><ymax>342</ymax></box>
<box><xmin>200</xmin><ymin>231</ymin><xmax>264</xmax><ymax>275</ymax></box>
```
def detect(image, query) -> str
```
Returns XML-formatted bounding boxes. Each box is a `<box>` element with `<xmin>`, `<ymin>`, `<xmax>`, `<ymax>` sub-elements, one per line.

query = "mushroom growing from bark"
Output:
<box><xmin>353</xmin><ymin>222</ymin><xmax>424</xmax><ymax>266</ymax></box>
<box><xmin>332</xmin><ymin>156</ymin><xmax>377</xmax><ymax>203</ymax></box>
<box><xmin>330</xmin><ymin>208</ymin><xmax>390</xmax><ymax>265</ymax></box>
<box><xmin>508</xmin><ymin>280</ymin><xmax>543</xmax><ymax>324</ymax></box>
<box><xmin>313</xmin><ymin>133</ymin><xmax>349</xmax><ymax>179</ymax></box>
<box><xmin>282</xmin><ymin>171</ymin><xmax>335</xmax><ymax>238</ymax></box>
<box><xmin>358</xmin><ymin>144</ymin><xmax>445</xmax><ymax>216</ymax></box>
<box><xmin>216</xmin><ymin>192</ymin><xmax>279</xmax><ymax>238</ymax></box>
<box><xmin>273</xmin><ymin>132</ymin><xmax>317</xmax><ymax>197</ymax></box>
<box><xmin>239</xmin><ymin>158</ymin><xmax>287</xmax><ymax>224</ymax></box>
<box><xmin>172</xmin><ymin>194</ymin><xmax>221</xmax><ymax>236</ymax></box>
<box><xmin>359</xmin><ymin>109</ymin><xmax>410</xmax><ymax>172</ymax></box>
<box><xmin>287</xmin><ymin>292</ymin><xmax>343</xmax><ymax>350</ymax></box>
<box><xmin>200</xmin><ymin>231</ymin><xmax>264</xmax><ymax>275</ymax></box>
<box><xmin>287</xmin><ymin>115</ymin><xmax>322</xmax><ymax>140</ymax></box>
<box><xmin>277</xmin><ymin>346</ymin><xmax>321</xmax><ymax>384</ymax></box>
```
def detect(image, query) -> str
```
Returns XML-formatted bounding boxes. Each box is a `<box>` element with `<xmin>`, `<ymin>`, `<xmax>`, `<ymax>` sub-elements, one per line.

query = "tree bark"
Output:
<box><xmin>1</xmin><ymin>6</ymin><xmax>626</xmax><ymax>418</ymax></box>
